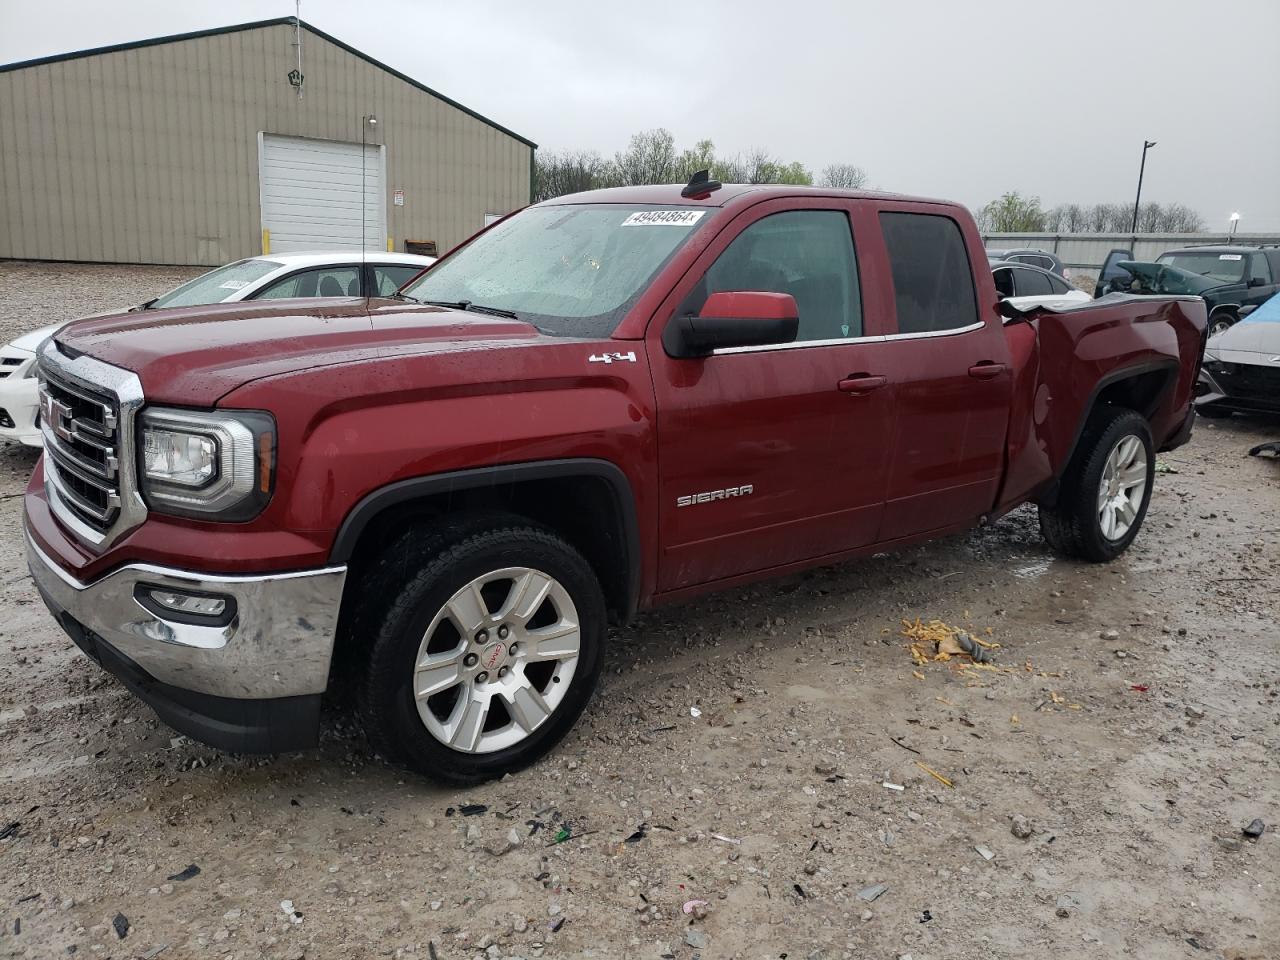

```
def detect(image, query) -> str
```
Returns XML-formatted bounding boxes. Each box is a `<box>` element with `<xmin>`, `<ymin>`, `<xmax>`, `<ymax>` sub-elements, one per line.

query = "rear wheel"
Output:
<box><xmin>1038</xmin><ymin>407</ymin><xmax>1154</xmax><ymax>562</ymax></box>
<box><xmin>353</xmin><ymin>517</ymin><xmax>604</xmax><ymax>784</ymax></box>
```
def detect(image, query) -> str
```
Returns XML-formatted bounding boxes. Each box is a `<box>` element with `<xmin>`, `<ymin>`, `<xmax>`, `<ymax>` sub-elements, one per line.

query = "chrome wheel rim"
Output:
<box><xmin>412</xmin><ymin>567</ymin><xmax>580</xmax><ymax>754</ymax></box>
<box><xmin>1210</xmin><ymin>319</ymin><xmax>1232</xmax><ymax>337</ymax></box>
<box><xmin>1097</xmin><ymin>435</ymin><xmax>1148</xmax><ymax>541</ymax></box>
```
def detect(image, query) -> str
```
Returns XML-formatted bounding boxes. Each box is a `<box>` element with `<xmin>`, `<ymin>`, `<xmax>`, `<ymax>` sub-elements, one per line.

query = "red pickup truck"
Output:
<box><xmin>24</xmin><ymin>182</ymin><xmax>1207</xmax><ymax>783</ymax></box>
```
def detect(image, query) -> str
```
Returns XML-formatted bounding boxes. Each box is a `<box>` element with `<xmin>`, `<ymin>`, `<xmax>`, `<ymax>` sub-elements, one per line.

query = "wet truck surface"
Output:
<box><xmin>24</xmin><ymin>182</ymin><xmax>1207</xmax><ymax>782</ymax></box>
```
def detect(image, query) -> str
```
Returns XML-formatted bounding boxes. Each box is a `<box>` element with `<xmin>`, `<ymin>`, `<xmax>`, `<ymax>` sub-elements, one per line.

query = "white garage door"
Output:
<box><xmin>259</xmin><ymin>134</ymin><xmax>385</xmax><ymax>253</ymax></box>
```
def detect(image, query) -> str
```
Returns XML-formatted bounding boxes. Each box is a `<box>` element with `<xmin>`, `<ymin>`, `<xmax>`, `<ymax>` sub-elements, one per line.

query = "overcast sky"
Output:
<box><xmin>4</xmin><ymin>0</ymin><xmax>1279</xmax><ymax>229</ymax></box>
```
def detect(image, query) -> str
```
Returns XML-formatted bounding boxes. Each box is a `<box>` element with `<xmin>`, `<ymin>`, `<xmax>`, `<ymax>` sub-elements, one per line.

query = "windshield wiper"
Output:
<box><xmin>384</xmin><ymin>291</ymin><xmax>421</xmax><ymax>303</ymax></box>
<box><xmin>419</xmin><ymin>299</ymin><xmax>521</xmax><ymax>320</ymax></box>
<box><xmin>130</xmin><ymin>297</ymin><xmax>158</xmax><ymax>312</ymax></box>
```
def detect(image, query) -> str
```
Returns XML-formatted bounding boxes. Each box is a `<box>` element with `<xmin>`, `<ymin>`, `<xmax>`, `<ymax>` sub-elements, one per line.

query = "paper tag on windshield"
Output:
<box><xmin>622</xmin><ymin>210</ymin><xmax>705</xmax><ymax>227</ymax></box>
<box><xmin>1219</xmin><ymin>254</ymin><xmax>1242</xmax><ymax>261</ymax></box>
<box><xmin>219</xmin><ymin>280</ymin><xmax>250</xmax><ymax>289</ymax></box>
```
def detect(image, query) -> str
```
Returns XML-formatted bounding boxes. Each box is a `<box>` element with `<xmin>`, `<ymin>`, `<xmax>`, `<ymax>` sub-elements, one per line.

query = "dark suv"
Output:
<box><xmin>1096</xmin><ymin>245</ymin><xmax>1280</xmax><ymax>337</ymax></box>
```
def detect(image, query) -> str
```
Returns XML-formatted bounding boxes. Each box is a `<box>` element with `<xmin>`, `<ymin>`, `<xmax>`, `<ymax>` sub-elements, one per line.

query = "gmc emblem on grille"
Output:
<box><xmin>39</xmin><ymin>389</ymin><xmax>74</xmax><ymax>441</ymax></box>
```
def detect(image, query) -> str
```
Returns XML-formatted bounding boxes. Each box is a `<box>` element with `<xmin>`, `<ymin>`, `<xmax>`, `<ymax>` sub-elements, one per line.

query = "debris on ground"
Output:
<box><xmin>915</xmin><ymin>761</ymin><xmax>953</xmax><ymax>788</ymax></box>
<box><xmin>881</xmin><ymin>781</ymin><xmax>905</xmax><ymax>792</ymax></box>
<box><xmin>112</xmin><ymin>913</ymin><xmax>130</xmax><ymax>939</ymax></box>
<box><xmin>682</xmin><ymin>899</ymin><xmax>709</xmax><ymax>916</ymax></box>
<box><xmin>903</xmin><ymin>618</ymin><xmax>1001</xmax><ymax>667</ymax></box>
<box><xmin>1243</xmin><ymin>819</ymin><xmax>1266</xmax><ymax>840</ymax></box>
<box><xmin>280</xmin><ymin>900</ymin><xmax>303</xmax><ymax>924</ymax></box>
<box><xmin>1011</xmin><ymin>815</ymin><xmax>1033</xmax><ymax>839</ymax></box>
<box><xmin>974</xmin><ymin>845</ymin><xmax>995</xmax><ymax>861</ymax></box>
<box><xmin>165</xmin><ymin>864</ymin><xmax>200</xmax><ymax>882</ymax></box>
<box><xmin>857</xmin><ymin>884</ymin><xmax>889</xmax><ymax>902</ymax></box>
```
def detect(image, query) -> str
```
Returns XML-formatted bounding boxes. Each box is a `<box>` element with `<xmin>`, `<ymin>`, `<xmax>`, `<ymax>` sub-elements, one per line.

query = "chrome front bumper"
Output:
<box><xmin>26</xmin><ymin>530</ymin><xmax>347</xmax><ymax>700</ymax></box>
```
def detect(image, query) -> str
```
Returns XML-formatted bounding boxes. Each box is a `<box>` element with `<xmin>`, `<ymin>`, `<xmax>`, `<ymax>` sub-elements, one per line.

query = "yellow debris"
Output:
<box><xmin>1011</xmin><ymin>714</ymin><xmax>1021</xmax><ymax>724</ymax></box>
<box><xmin>915</xmin><ymin>761</ymin><xmax>954</xmax><ymax>788</ymax></box>
<box><xmin>912</xmin><ymin>671</ymin><xmax>926</xmax><ymax>681</ymax></box>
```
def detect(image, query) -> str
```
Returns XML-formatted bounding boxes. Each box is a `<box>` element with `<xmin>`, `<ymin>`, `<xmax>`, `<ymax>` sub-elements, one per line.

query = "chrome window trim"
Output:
<box><xmin>707</xmin><ymin>319</ymin><xmax>986</xmax><ymax>355</ymax></box>
<box><xmin>882</xmin><ymin>320</ymin><xmax>986</xmax><ymax>342</ymax></box>
<box><xmin>38</xmin><ymin>339</ymin><xmax>147</xmax><ymax>551</ymax></box>
<box><xmin>712</xmin><ymin>333</ymin><xmax>887</xmax><ymax>356</ymax></box>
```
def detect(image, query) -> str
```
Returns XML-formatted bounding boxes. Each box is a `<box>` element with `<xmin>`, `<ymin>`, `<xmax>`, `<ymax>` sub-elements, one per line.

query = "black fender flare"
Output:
<box><xmin>328</xmin><ymin>458</ymin><xmax>641</xmax><ymax>616</ymax></box>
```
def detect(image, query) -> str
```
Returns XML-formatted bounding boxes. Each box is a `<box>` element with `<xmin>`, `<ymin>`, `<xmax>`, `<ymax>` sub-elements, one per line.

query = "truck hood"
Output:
<box><xmin>53</xmin><ymin>297</ymin><xmax>543</xmax><ymax>406</ymax></box>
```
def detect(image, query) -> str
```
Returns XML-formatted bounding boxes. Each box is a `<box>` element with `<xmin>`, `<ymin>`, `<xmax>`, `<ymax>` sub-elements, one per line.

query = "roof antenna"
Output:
<box><xmin>681</xmin><ymin>169</ymin><xmax>722</xmax><ymax>200</ymax></box>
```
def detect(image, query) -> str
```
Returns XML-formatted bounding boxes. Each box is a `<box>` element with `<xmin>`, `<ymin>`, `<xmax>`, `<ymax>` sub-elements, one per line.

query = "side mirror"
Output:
<box><xmin>663</xmin><ymin>291</ymin><xmax>799</xmax><ymax>358</ymax></box>
<box><xmin>1247</xmin><ymin>276</ymin><xmax>1267</xmax><ymax>288</ymax></box>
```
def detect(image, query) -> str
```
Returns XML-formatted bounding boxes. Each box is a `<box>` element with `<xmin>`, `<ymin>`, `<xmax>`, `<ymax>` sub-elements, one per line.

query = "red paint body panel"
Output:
<box><xmin>27</xmin><ymin>185</ymin><xmax>1207</xmax><ymax>618</ymax></box>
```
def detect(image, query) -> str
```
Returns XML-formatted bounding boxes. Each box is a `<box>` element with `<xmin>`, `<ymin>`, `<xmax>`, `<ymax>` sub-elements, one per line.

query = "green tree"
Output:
<box><xmin>978</xmin><ymin>192</ymin><xmax>1048</xmax><ymax>232</ymax></box>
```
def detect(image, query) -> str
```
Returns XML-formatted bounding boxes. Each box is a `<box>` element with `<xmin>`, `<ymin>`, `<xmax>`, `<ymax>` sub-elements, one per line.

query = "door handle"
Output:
<box><xmin>968</xmin><ymin>362</ymin><xmax>1007</xmax><ymax>380</ymax></box>
<box><xmin>838</xmin><ymin>374</ymin><xmax>887</xmax><ymax>394</ymax></box>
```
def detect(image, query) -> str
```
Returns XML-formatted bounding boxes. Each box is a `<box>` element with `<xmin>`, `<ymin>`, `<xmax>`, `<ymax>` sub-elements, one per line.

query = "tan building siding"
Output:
<box><xmin>0</xmin><ymin>21</ymin><xmax>533</xmax><ymax>265</ymax></box>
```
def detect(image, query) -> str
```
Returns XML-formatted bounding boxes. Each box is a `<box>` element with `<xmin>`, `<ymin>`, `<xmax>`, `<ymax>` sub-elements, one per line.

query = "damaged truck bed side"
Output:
<box><xmin>24</xmin><ymin>183</ymin><xmax>1207</xmax><ymax>782</ymax></box>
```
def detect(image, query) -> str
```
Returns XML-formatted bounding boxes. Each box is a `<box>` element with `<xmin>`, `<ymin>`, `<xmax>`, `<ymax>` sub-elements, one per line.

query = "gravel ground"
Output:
<box><xmin>0</xmin><ymin>262</ymin><xmax>1277</xmax><ymax>960</ymax></box>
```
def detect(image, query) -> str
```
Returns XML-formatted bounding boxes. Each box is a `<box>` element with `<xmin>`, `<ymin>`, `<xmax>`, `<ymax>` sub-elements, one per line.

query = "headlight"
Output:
<box><xmin>138</xmin><ymin>407</ymin><xmax>275</xmax><ymax>520</ymax></box>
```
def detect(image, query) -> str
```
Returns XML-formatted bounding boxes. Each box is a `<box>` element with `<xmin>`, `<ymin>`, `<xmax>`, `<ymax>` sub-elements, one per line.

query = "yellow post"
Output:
<box><xmin>387</xmin><ymin>237</ymin><xmax>394</xmax><ymax>252</ymax></box>
<box><xmin>261</xmin><ymin>229</ymin><xmax>271</xmax><ymax>255</ymax></box>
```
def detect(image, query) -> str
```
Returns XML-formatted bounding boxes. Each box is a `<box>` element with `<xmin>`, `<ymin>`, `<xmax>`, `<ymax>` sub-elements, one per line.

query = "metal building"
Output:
<box><xmin>0</xmin><ymin>18</ymin><xmax>535</xmax><ymax>265</ymax></box>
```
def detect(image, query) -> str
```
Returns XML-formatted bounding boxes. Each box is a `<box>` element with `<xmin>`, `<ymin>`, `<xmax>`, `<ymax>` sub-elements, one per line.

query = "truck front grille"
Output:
<box><xmin>36</xmin><ymin>341</ymin><xmax>146</xmax><ymax>549</ymax></box>
<box><xmin>40</xmin><ymin>372</ymin><xmax>121</xmax><ymax>531</ymax></box>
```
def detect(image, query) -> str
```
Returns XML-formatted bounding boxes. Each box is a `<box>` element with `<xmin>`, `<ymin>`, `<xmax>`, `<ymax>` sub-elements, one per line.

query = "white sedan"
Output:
<box><xmin>991</xmin><ymin>260</ymin><xmax>1090</xmax><ymax>311</ymax></box>
<box><xmin>0</xmin><ymin>251</ymin><xmax>434</xmax><ymax>447</ymax></box>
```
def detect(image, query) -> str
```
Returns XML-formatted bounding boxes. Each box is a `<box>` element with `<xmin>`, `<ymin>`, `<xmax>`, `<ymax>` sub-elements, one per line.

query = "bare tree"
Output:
<box><xmin>819</xmin><ymin>163</ymin><xmax>868</xmax><ymax>189</ymax></box>
<box><xmin>612</xmin><ymin>129</ymin><xmax>678</xmax><ymax>186</ymax></box>
<box><xmin>533</xmin><ymin>150</ymin><xmax>612</xmax><ymax>202</ymax></box>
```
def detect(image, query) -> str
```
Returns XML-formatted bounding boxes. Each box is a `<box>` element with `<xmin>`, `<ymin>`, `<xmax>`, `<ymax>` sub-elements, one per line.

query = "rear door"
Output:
<box><xmin>1095</xmin><ymin>248</ymin><xmax>1135</xmax><ymax>298</ymax></box>
<box><xmin>869</xmin><ymin>205</ymin><xmax>1013</xmax><ymax>540</ymax></box>
<box><xmin>1246</xmin><ymin>252</ymin><xmax>1278</xmax><ymax>309</ymax></box>
<box><xmin>646</xmin><ymin>198</ymin><xmax>898</xmax><ymax>592</ymax></box>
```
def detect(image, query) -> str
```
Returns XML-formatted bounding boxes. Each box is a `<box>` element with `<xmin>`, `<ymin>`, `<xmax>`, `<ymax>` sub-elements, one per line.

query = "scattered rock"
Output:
<box><xmin>111</xmin><ymin>913</ymin><xmax>129</xmax><ymax>940</ymax></box>
<box><xmin>1242</xmin><ymin>819</ymin><xmax>1265</xmax><ymax>840</ymax></box>
<box><xmin>685</xmin><ymin>929</ymin><xmax>707</xmax><ymax>949</ymax></box>
<box><xmin>1185</xmin><ymin>705</ymin><xmax>1205</xmax><ymax>721</ymax></box>
<box><xmin>1011</xmin><ymin>815</ymin><xmax>1033</xmax><ymax>839</ymax></box>
<box><xmin>857</xmin><ymin>884</ymin><xmax>888</xmax><ymax>902</ymax></box>
<box><xmin>1100</xmin><ymin>629</ymin><xmax>1120</xmax><ymax>642</ymax></box>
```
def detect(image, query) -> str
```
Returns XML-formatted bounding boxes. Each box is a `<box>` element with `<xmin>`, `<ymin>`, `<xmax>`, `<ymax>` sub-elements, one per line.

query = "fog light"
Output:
<box><xmin>136</xmin><ymin>585</ymin><xmax>235</xmax><ymax>626</ymax></box>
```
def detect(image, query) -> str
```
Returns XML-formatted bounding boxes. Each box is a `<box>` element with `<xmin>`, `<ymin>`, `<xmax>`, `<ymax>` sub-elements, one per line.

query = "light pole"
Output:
<box><xmin>361</xmin><ymin>115</ymin><xmax>377</xmax><ymax>257</ymax></box>
<box><xmin>1131</xmin><ymin>140</ymin><xmax>1156</xmax><ymax>234</ymax></box>
<box><xmin>1229</xmin><ymin>212</ymin><xmax>1240</xmax><ymax>240</ymax></box>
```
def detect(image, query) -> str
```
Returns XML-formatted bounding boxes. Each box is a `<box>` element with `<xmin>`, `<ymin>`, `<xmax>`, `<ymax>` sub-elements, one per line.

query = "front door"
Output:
<box><xmin>647</xmin><ymin>200</ymin><xmax>897</xmax><ymax>592</ymax></box>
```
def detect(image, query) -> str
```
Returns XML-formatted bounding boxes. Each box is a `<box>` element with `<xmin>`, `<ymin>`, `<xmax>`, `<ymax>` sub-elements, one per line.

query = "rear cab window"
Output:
<box><xmin>879</xmin><ymin>212</ymin><xmax>979</xmax><ymax>334</ymax></box>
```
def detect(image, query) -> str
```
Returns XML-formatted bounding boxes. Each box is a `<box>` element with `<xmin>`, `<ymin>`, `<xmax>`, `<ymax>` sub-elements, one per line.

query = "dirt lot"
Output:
<box><xmin>0</xmin><ymin>261</ymin><xmax>1276</xmax><ymax>960</ymax></box>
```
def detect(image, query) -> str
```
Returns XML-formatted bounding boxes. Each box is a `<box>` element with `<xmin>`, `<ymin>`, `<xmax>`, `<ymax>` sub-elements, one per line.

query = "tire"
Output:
<box><xmin>1208</xmin><ymin>312</ymin><xmax>1237</xmax><ymax>338</ymax></box>
<box><xmin>1038</xmin><ymin>407</ymin><xmax>1155</xmax><ymax>563</ymax></box>
<box><xmin>352</xmin><ymin>515</ymin><xmax>605</xmax><ymax>784</ymax></box>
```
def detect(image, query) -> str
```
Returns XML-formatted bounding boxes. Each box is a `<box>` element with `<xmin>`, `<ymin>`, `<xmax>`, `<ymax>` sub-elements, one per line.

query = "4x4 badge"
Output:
<box><xmin>589</xmin><ymin>351</ymin><xmax>637</xmax><ymax>364</ymax></box>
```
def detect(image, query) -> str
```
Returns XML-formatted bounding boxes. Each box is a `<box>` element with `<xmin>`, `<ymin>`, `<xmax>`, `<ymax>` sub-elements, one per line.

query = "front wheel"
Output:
<box><xmin>1038</xmin><ymin>407</ymin><xmax>1155</xmax><ymax>562</ymax></box>
<box><xmin>1208</xmin><ymin>313</ymin><xmax>1237</xmax><ymax>338</ymax></box>
<box><xmin>355</xmin><ymin>519</ymin><xmax>605</xmax><ymax>784</ymax></box>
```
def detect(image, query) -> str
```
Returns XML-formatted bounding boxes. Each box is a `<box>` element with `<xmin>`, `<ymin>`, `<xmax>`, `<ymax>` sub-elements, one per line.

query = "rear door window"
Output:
<box><xmin>1046</xmin><ymin>274</ymin><xmax>1072</xmax><ymax>295</ymax></box>
<box><xmin>255</xmin><ymin>266</ymin><xmax>362</xmax><ymax>299</ymax></box>
<box><xmin>1013</xmin><ymin>268</ymin><xmax>1053</xmax><ymax>297</ymax></box>
<box><xmin>879</xmin><ymin>212</ymin><xmax>978</xmax><ymax>334</ymax></box>
<box><xmin>1249</xmin><ymin>254</ymin><xmax>1272</xmax><ymax>284</ymax></box>
<box><xmin>1012</xmin><ymin>254</ymin><xmax>1054</xmax><ymax>272</ymax></box>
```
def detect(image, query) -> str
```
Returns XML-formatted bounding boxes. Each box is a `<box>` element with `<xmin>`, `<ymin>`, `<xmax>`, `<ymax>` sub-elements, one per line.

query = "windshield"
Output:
<box><xmin>1155</xmin><ymin>252</ymin><xmax>1244</xmax><ymax>284</ymax></box>
<box><xmin>1119</xmin><ymin>261</ymin><xmax>1223</xmax><ymax>296</ymax></box>
<box><xmin>151</xmin><ymin>259</ymin><xmax>282</xmax><ymax>308</ymax></box>
<box><xmin>402</xmin><ymin>204</ymin><xmax>711</xmax><ymax>337</ymax></box>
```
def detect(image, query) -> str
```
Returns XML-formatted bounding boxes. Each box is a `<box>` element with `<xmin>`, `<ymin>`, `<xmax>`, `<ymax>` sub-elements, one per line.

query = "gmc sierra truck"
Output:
<box><xmin>24</xmin><ymin>181</ymin><xmax>1207</xmax><ymax>784</ymax></box>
